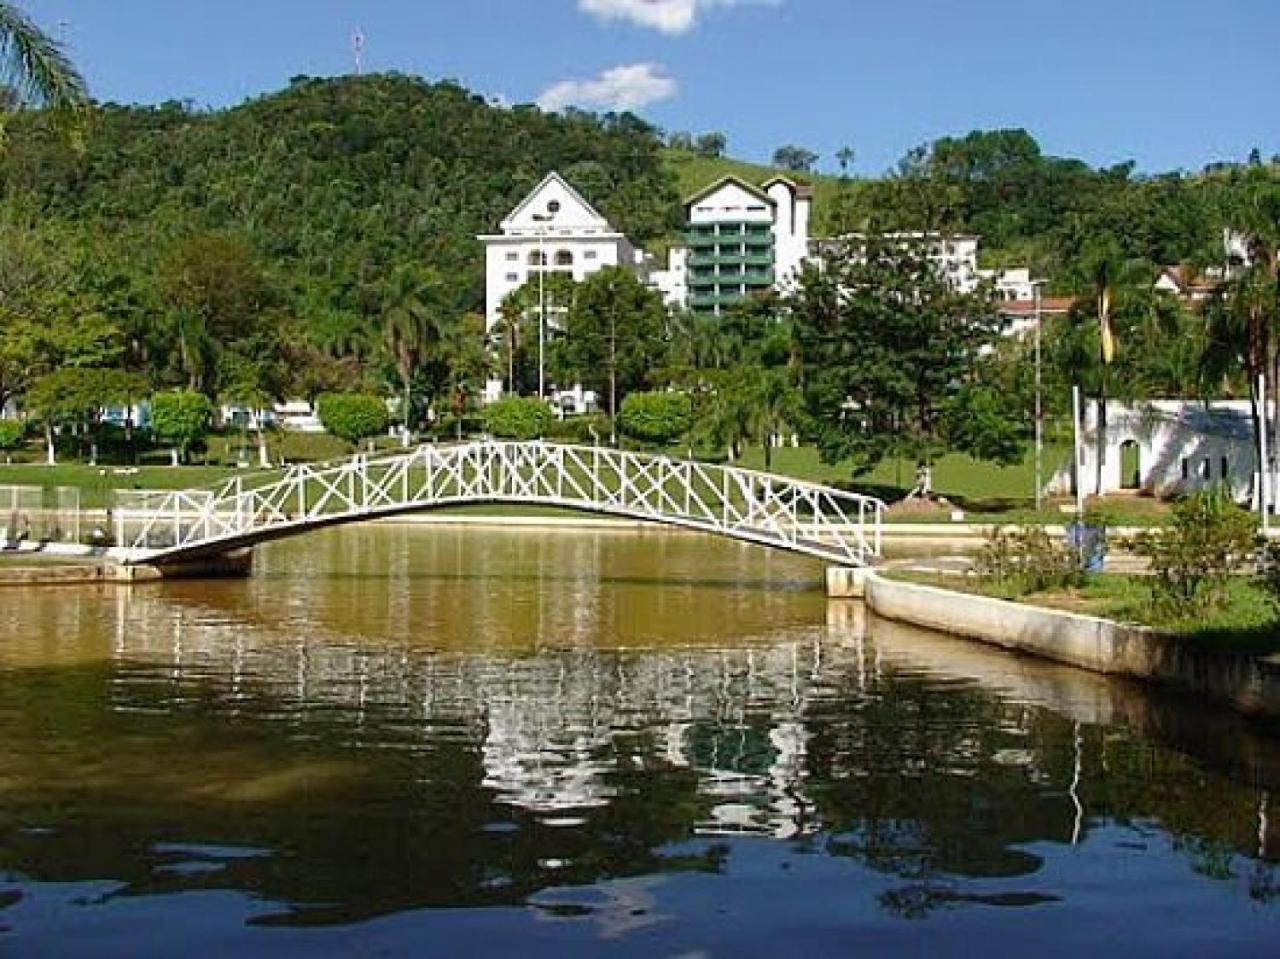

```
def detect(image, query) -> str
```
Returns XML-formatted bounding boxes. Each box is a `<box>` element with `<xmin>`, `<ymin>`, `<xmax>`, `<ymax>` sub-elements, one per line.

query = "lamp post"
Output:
<box><xmin>531</xmin><ymin>213</ymin><xmax>553</xmax><ymax>399</ymax></box>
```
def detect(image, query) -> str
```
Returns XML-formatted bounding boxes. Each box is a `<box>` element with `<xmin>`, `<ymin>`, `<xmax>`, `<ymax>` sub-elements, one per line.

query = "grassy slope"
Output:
<box><xmin>661</xmin><ymin>149</ymin><xmax>845</xmax><ymax>226</ymax></box>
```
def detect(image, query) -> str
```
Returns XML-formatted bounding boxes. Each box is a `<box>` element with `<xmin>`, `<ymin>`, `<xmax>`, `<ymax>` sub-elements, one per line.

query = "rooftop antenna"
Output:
<box><xmin>351</xmin><ymin>26</ymin><xmax>366</xmax><ymax>75</ymax></box>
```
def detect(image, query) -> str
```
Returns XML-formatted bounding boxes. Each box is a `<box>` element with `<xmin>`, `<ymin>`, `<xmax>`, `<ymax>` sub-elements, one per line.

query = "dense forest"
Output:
<box><xmin>1</xmin><ymin>72</ymin><xmax>1277</xmax><ymax>473</ymax></box>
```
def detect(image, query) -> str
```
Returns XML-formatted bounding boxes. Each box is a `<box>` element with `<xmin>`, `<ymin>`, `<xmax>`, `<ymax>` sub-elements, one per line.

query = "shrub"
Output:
<box><xmin>316</xmin><ymin>393</ymin><xmax>389</xmax><ymax>445</ymax></box>
<box><xmin>619</xmin><ymin>391</ymin><xmax>692</xmax><ymax>446</ymax></box>
<box><xmin>0</xmin><ymin>419</ymin><xmax>25</xmax><ymax>451</ymax></box>
<box><xmin>482</xmin><ymin>397</ymin><xmax>553</xmax><ymax>440</ymax></box>
<box><xmin>1130</xmin><ymin>488</ymin><xmax>1258</xmax><ymax>613</ymax></box>
<box><xmin>974</xmin><ymin>525</ymin><xmax>1083</xmax><ymax>596</ymax></box>
<box><xmin>545</xmin><ymin>413</ymin><xmax>611</xmax><ymax>444</ymax></box>
<box><xmin>431</xmin><ymin>414</ymin><xmax>485</xmax><ymax>441</ymax></box>
<box><xmin>151</xmin><ymin>390</ymin><xmax>213</xmax><ymax>463</ymax></box>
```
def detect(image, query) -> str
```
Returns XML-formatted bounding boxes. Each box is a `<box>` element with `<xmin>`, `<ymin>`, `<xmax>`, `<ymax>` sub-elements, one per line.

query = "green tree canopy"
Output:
<box><xmin>791</xmin><ymin>235</ymin><xmax>1002</xmax><ymax>477</ymax></box>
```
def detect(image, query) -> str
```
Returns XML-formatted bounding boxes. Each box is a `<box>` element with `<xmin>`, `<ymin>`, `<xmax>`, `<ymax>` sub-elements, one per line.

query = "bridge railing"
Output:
<box><xmin>116</xmin><ymin>441</ymin><xmax>885</xmax><ymax>566</ymax></box>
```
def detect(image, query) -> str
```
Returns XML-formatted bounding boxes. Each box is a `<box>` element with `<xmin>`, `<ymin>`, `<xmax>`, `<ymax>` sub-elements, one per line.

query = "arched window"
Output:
<box><xmin>527</xmin><ymin>250</ymin><xmax>546</xmax><ymax>266</ymax></box>
<box><xmin>554</xmin><ymin>250</ymin><xmax>574</xmax><ymax>267</ymax></box>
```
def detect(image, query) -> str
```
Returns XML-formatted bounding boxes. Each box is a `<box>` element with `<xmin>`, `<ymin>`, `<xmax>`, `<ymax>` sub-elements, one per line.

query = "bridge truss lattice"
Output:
<box><xmin>115</xmin><ymin>441</ymin><xmax>885</xmax><ymax>567</ymax></box>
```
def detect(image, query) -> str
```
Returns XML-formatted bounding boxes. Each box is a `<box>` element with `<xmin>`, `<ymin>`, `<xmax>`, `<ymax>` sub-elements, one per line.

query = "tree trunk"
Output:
<box><xmin>44</xmin><ymin>424</ymin><xmax>55</xmax><ymax>465</ymax></box>
<box><xmin>256</xmin><ymin>426</ymin><xmax>270</xmax><ymax>468</ymax></box>
<box><xmin>403</xmin><ymin>379</ymin><xmax>412</xmax><ymax>447</ymax></box>
<box><xmin>1270</xmin><ymin>350</ymin><xmax>1279</xmax><ymax>508</ymax></box>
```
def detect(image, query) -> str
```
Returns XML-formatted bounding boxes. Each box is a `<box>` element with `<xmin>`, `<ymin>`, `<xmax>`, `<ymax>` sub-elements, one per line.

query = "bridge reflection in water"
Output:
<box><xmin>3</xmin><ymin>526</ymin><xmax>1278</xmax><ymax>945</ymax></box>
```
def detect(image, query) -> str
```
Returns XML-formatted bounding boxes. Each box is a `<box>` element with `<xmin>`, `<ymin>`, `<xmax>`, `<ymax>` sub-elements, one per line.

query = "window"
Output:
<box><xmin>554</xmin><ymin>250</ymin><xmax>574</xmax><ymax>267</ymax></box>
<box><xmin>505</xmin><ymin>273</ymin><xmax>519</xmax><ymax>282</ymax></box>
<box><xmin>1181</xmin><ymin>458</ymin><xmax>1189</xmax><ymax>481</ymax></box>
<box><xmin>584</xmin><ymin>250</ymin><xmax>597</xmax><ymax>260</ymax></box>
<box><xmin>505</xmin><ymin>251</ymin><xmax>519</xmax><ymax>261</ymax></box>
<box><xmin>1221</xmin><ymin>456</ymin><xmax>1230</xmax><ymax>479</ymax></box>
<box><xmin>527</xmin><ymin>250</ymin><xmax>546</xmax><ymax>266</ymax></box>
<box><xmin>1200</xmin><ymin>458</ymin><xmax>1211</xmax><ymax>480</ymax></box>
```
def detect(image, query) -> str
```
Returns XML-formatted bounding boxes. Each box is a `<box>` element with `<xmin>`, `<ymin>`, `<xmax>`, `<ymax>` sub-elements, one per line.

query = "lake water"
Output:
<box><xmin>1</xmin><ymin>524</ymin><xmax>1278</xmax><ymax>957</ymax></box>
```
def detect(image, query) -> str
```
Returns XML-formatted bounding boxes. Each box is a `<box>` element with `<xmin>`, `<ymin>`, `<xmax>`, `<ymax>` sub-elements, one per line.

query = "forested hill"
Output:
<box><xmin>2</xmin><ymin>70</ymin><xmax>1275</xmax><ymax>317</ymax></box>
<box><xmin>0</xmin><ymin>73</ymin><xmax>680</xmax><ymax>313</ymax></box>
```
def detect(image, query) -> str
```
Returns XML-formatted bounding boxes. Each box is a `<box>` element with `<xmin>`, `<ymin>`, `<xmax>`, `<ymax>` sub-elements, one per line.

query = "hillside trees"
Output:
<box><xmin>773</xmin><ymin>145</ymin><xmax>818</xmax><ymax>173</ymax></box>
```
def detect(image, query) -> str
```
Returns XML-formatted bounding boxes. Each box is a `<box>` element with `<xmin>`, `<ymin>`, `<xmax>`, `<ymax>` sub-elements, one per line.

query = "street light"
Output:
<box><xmin>531</xmin><ymin>212</ymin><xmax>554</xmax><ymax>399</ymax></box>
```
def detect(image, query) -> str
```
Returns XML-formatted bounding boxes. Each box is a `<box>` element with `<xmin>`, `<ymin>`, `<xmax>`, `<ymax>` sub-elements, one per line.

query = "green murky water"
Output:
<box><xmin>1</xmin><ymin>524</ymin><xmax>1278</xmax><ymax>957</ymax></box>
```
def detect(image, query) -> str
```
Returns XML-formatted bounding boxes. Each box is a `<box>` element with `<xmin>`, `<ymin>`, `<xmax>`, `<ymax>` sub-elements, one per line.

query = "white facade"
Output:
<box><xmin>977</xmin><ymin>266</ymin><xmax>1038</xmax><ymax>302</ymax></box>
<box><xmin>764</xmin><ymin>177</ymin><xmax>813</xmax><ymax>290</ymax></box>
<box><xmin>673</xmin><ymin>175</ymin><xmax>813</xmax><ymax>314</ymax></box>
<box><xmin>478</xmin><ymin>172</ymin><xmax>642</xmax><ymax>334</ymax></box>
<box><xmin>1055</xmin><ymin>400</ymin><xmax>1263</xmax><ymax>501</ymax></box>
<box><xmin>649</xmin><ymin>246</ymin><xmax>688</xmax><ymax>308</ymax></box>
<box><xmin>687</xmin><ymin>178</ymin><xmax>776</xmax><ymax>226</ymax></box>
<box><xmin>274</xmin><ymin>400</ymin><xmax>325</xmax><ymax>433</ymax></box>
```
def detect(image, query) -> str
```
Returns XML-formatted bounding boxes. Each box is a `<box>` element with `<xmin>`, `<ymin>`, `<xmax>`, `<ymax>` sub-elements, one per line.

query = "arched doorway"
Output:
<box><xmin>1119</xmin><ymin>440</ymin><xmax>1141</xmax><ymax>490</ymax></box>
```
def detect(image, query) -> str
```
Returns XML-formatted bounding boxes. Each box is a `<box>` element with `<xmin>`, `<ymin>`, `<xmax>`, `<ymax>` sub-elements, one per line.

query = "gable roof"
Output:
<box><xmin>761</xmin><ymin>175</ymin><xmax>815</xmax><ymax>199</ymax></box>
<box><xmin>501</xmin><ymin>171</ymin><xmax>610</xmax><ymax>231</ymax></box>
<box><xmin>684</xmin><ymin>174</ymin><xmax>775</xmax><ymax>210</ymax></box>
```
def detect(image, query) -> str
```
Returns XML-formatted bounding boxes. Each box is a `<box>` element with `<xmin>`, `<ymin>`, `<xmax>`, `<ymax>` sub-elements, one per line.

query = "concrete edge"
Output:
<box><xmin>862</xmin><ymin>570</ymin><xmax>1280</xmax><ymax>720</ymax></box>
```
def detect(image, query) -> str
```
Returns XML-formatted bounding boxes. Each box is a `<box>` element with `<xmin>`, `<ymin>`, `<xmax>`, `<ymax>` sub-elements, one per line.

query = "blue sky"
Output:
<box><xmin>25</xmin><ymin>0</ymin><xmax>1280</xmax><ymax>174</ymax></box>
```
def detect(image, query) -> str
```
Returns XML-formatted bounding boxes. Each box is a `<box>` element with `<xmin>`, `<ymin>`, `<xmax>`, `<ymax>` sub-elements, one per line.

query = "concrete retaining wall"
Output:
<box><xmin>864</xmin><ymin>572</ymin><xmax>1280</xmax><ymax>720</ymax></box>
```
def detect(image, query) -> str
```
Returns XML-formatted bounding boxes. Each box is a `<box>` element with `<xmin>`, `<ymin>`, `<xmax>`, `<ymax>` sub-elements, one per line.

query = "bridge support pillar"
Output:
<box><xmin>119</xmin><ymin>549</ymin><xmax>255</xmax><ymax>582</ymax></box>
<box><xmin>826</xmin><ymin>566</ymin><xmax>869</xmax><ymax>599</ymax></box>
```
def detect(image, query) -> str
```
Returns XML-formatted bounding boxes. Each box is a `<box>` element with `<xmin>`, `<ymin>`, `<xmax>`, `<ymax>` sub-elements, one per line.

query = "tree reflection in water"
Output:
<box><xmin>0</xmin><ymin>526</ymin><xmax>1277</xmax><ymax>948</ymax></box>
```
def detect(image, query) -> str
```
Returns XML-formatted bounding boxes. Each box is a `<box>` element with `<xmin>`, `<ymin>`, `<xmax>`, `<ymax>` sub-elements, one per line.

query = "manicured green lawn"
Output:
<box><xmin>894</xmin><ymin>570</ymin><xmax>1280</xmax><ymax>656</ymax></box>
<box><xmin>0</xmin><ymin>464</ymin><xmax>241</xmax><ymax>508</ymax></box>
<box><xmin>729</xmin><ymin>443</ymin><xmax>1174</xmax><ymax>525</ymax></box>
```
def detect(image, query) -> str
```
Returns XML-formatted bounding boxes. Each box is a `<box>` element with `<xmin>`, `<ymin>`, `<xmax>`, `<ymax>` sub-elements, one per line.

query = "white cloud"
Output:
<box><xmin>578</xmin><ymin>0</ymin><xmax>780</xmax><ymax>36</ymax></box>
<box><xmin>537</xmin><ymin>63</ymin><xmax>678</xmax><ymax>113</ymax></box>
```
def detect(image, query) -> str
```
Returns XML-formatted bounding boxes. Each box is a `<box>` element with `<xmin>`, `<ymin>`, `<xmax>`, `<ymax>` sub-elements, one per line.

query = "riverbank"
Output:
<box><xmin>861</xmin><ymin>568</ymin><xmax>1280</xmax><ymax>722</ymax></box>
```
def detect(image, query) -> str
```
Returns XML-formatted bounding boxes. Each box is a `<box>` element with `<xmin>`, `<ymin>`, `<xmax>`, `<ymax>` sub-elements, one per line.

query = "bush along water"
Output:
<box><xmin>973</xmin><ymin>524</ymin><xmax>1085</xmax><ymax>597</ymax></box>
<box><xmin>1130</xmin><ymin>487</ymin><xmax>1259</xmax><ymax>615</ymax></box>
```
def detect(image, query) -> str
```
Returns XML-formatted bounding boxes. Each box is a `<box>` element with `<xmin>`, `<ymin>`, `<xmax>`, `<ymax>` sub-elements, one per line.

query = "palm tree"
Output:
<box><xmin>0</xmin><ymin>3</ymin><xmax>88</xmax><ymax>139</ymax></box>
<box><xmin>381</xmin><ymin>265</ymin><xmax>445</xmax><ymax>438</ymax></box>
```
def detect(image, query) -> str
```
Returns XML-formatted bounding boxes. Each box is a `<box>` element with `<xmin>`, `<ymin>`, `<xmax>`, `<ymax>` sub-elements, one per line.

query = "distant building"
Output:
<box><xmin>1154</xmin><ymin>264</ymin><xmax>1225</xmax><ymax>303</ymax></box>
<box><xmin>1054</xmin><ymin>399</ymin><xmax>1265</xmax><ymax>502</ymax></box>
<box><xmin>660</xmin><ymin>175</ymin><xmax>813</xmax><ymax>316</ymax></box>
<box><xmin>477</xmin><ymin>172</ymin><xmax>647</xmax><ymax>335</ymax></box>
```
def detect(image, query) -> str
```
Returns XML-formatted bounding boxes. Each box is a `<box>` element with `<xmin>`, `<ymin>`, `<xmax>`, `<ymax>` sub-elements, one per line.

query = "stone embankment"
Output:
<box><xmin>843</xmin><ymin>568</ymin><xmax>1280</xmax><ymax>722</ymax></box>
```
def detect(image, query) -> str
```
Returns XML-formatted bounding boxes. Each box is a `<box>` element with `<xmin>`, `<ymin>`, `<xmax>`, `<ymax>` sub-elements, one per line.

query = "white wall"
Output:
<box><xmin>1063</xmin><ymin>400</ymin><xmax>1260</xmax><ymax>500</ymax></box>
<box><xmin>688</xmin><ymin>181</ymin><xmax>775</xmax><ymax>225</ymax></box>
<box><xmin>483</xmin><ymin>235</ymin><xmax>631</xmax><ymax>331</ymax></box>
<box><xmin>766</xmin><ymin>180</ymin><xmax>812</xmax><ymax>291</ymax></box>
<box><xmin>650</xmin><ymin>246</ymin><xmax>688</xmax><ymax>308</ymax></box>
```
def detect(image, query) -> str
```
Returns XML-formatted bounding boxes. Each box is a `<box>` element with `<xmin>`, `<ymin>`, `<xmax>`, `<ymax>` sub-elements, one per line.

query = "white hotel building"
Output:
<box><xmin>477</xmin><ymin>172</ymin><xmax>647</xmax><ymax>334</ymax></box>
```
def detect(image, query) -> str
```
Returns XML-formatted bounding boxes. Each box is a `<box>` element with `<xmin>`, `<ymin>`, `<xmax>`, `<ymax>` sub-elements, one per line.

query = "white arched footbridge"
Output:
<box><xmin>114</xmin><ymin>441</ymin><xmax>885</xmax><ymax>568</ymax></box>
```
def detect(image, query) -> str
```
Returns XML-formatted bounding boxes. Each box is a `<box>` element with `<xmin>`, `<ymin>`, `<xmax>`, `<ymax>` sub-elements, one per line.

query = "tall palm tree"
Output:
<box><xmin>0</xmin><ymin>3</ymin><xmax>88</xmax><ymax>139</ymax></box>
<box><xmin>381</xmin><ymin>265</ymin><xmax>445</xmax><ymax>437</ymax></box>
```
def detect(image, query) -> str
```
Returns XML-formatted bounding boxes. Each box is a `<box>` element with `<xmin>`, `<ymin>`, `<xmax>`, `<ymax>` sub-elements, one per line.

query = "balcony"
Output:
<box><xmin>689</xmin><ymin>251</ymin><xmax>774</xmax><ymax>269</ymax></box>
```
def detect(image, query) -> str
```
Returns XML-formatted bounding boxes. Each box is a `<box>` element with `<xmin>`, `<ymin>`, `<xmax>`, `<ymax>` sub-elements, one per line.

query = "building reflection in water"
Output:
<box><xmin>111</xmin><ymin>587</ymin><xmax>831</xmax><ymax>839</ymax></box>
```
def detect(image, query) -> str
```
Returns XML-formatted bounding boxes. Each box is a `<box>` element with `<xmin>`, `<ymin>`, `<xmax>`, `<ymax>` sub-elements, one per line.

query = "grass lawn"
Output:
<box><xmin>730</xmin><ymin>443</ymin><xmax>1173</xmax><ymax>526</ymax></box>
<box><xmin>893</xmin><ymin>570</ymin><xmax>1280</xmax><ymax>656</ymax></box>
<box><xmin>0</xmin><ymin>464</ymin><xmax>241</xmax><ymax>508</ymax></box>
